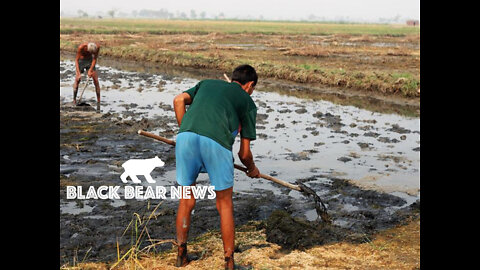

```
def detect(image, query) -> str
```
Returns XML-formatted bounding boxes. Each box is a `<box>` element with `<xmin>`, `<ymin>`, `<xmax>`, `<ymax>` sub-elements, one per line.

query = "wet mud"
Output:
<box><xmin>59</xmin><ymin>58</ymin><xmax>420</xmax><ymax>264</ymax></box>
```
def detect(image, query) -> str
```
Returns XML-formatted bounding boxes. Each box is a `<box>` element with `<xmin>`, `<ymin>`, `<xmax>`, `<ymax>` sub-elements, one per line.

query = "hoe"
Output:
<box><xmin>76</xmin><ymin>74</ymin><xmax>91</xmax><ymax>105</ymax></box>
<box><xmin>137</xmin><ymin>129</ymin><xmax>332</xmax><ymax>223</ymax></box>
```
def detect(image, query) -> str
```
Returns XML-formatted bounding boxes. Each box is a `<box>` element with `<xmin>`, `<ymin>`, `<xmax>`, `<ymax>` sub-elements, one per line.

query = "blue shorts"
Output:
<box><xmin>175</xmin><ymin>132</ymin><xmax>234</xmax><ymax>191</ymax></box>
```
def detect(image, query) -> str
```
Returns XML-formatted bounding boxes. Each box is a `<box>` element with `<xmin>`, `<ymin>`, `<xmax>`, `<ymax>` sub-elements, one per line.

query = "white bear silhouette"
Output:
<box><xmin>120</xmin><ymin>156</ymin><xmax>165</xmax><ymax>184</ymax></box>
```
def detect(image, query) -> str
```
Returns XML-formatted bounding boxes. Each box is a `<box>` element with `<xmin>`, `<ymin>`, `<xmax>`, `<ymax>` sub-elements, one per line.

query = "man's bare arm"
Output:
<box><xmin>88</xmin><ymin>45</ymin><xmax>100</xmax><ymax>76</ymax></box>
<box><xmin>238</xmin><ymin>137</ymin><xmax>260</xmax><ymax>178</ymax></box>
<box><xmin>75</xmin><ymin>45</ymin><xmax>84</xmax><ymax>76</ymax></box>
<box><xmin>173</xmin><ymin>93</ymin><xmax>192</xmax><ymax>127</ymax></box>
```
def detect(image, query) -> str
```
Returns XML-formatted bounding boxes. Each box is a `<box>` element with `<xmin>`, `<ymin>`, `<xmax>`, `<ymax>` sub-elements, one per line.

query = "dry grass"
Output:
<box><xmin>60</xmin><ymin>18</ymin><xmax>420</xmax><ymax>36</ymax></box>
<box><xmin>61</xmin><ymin>216</ymin><xmax>419</xmax><ymax>270</ymax></box>
<box><xmin>60</xmin><ymin>20</ymin><xmax>420</xmax><ymax>99</ymax></box>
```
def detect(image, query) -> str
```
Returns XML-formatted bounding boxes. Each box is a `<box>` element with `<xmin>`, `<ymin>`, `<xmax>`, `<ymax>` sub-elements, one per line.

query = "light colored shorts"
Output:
<box><xmin>175</xmin><ymin>132</ymin><xmax>234</xmax><ymax>191</ymax></box>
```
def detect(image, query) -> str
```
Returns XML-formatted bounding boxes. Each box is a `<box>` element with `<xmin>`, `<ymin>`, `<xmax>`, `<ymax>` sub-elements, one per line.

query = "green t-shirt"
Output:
<box><xmin>178</xmin><ymin>79</ymin><xmax>257</xmax><ymax>150</ymax></box>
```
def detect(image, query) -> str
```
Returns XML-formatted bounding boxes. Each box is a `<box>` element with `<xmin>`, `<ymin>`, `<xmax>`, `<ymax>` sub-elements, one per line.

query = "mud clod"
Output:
<box><xmin>338</xmin><ymin>157</ymin><xmax>352</xmax><ymax>163</ymax></box>
<box><xmin>387</xmin><ymin>124</ymin><xmax>411</xmax><ymax>134</ymax></box>
<box><xmin>265</xmin><ymin>210</ymin><xmax>347</xmax><ymax>250</ymax></box>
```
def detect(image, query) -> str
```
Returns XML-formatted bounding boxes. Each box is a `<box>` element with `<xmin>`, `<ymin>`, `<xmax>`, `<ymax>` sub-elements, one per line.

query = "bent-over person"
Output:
<box><xmin>73</xmin><ymin>42</ymin><xmax>101</xmax><ymax>105</ymax></box>
<box><xmin>173</xmin><ymin>64</ymin><xmax>260</xmax><ymax>269</ymax></box>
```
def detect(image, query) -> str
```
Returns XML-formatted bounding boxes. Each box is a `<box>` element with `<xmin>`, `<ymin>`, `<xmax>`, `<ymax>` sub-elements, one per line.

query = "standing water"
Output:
<box><xmin>60</xmin><ymin>59</ymin><xmax>419</xmax><ymax>260</ymax></box>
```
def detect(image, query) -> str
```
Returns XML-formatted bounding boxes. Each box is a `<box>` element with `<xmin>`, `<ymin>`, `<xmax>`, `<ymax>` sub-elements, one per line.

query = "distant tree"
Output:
<box><xmin>108</xmin><ymin>10</ymin><xmax>115</xmax><ymax>18</ymax></box>
<box><xmin>77</xmin><ymin>9</ymin><xmax>88</xmax><ymax>18</ymax></box>
<box><xmin>179</xmin><ymin>12</ymin><xmax>187</xmax><ymax>19</ymax></box>
<box><xmin>138</xmin><ymin>8</ymin><xmax>172</xmax><ymax>19</ymax></box>
<box><xmin>200</xmin><ymin>11</ymin><xmax>206</xmax><ymax>19</ymax></box>
<box><xmin>190</xmin><ymin>10</ymin><xmax>197</xmax><ymax>19</ymax></box>
<box><xmin>132</xmin><ymin>10</ymin><xmax>137</xmax><ymax>17</ymax></box>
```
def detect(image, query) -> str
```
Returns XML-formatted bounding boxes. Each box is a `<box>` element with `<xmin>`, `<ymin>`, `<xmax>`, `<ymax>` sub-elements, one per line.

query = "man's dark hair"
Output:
<box><xmin>231</xmin><ymin>64</ymin><xmax>258</xmax><ymax>86</ymax></box>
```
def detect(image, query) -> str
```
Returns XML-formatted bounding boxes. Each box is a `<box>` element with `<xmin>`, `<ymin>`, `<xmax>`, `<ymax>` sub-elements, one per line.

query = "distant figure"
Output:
<box><xmin>73</xmin><ymin>42</ymin><xmax>101</xmax><ymax>105</ymax></box>
<box><xmin>120</xmin><ymin>156</ymin><xmax>165</xmax><ymax>184</ymax></box>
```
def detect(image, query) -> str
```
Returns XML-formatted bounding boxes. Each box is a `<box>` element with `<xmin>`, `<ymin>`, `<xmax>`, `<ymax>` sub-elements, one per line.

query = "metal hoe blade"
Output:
<box><xmin>296</xmin><ymin>181</ymin><xmax>332</xmax><ymax>224</ymax></box>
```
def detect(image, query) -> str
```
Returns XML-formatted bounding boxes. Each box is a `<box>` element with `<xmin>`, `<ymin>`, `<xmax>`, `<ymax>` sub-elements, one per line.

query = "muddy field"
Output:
<box><xmin>59</xmin><ymin>58</ymin><xmax>419</xmax><ymax>267</ymax></box>
<box><xmin>60</xmin><ymin>19</ymin><xmax>420</xmax><ymax>99</ymax></box>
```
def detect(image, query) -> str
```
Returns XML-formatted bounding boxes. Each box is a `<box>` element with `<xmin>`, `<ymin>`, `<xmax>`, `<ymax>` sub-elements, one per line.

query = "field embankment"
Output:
<box><xmin>60</xmin><ymin>18</ymin><xmax>420</xmax><ymax>100</ymax></box>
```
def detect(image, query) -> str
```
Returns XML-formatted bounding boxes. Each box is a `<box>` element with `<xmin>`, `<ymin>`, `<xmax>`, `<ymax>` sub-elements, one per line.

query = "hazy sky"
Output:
<box><xmin>60</xmin><ymin>0</ymin><xmax>420</xmax><ymax>21</ymax></box>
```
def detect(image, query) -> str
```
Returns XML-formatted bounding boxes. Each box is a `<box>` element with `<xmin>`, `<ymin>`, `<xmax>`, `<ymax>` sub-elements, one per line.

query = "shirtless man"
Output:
<box><xmin>73</xmin><ymin>42</ymin><xmax>101</xmax><ymax>105</ymax></box>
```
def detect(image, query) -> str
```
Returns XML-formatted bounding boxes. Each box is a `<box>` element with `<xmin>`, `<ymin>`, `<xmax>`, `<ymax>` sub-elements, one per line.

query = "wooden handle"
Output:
<box><xmin>76</xmin><ymin>76</ymin><xmax>91</xmax><ymax>104</ymax></box>
<box><xmin>223</xmin><ymin>73</ymin><xmax>231</xmax><ymax>82</ymax></box>
<box><xmin>138</xmin><ymin>130</ymin><xmax>176</xmax><ymax>146</ymax></box>
<box><xmin>234</xmin><ymin>164</ymin><xmax>301</xmax><ymax>191</ymax></box>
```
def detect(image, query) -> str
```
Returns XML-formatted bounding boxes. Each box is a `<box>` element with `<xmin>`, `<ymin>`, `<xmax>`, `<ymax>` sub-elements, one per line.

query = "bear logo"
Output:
<box><xmin>120</xmin><ymin>156</ymin><xmax>165</xmax><ymax>184</ymax></box>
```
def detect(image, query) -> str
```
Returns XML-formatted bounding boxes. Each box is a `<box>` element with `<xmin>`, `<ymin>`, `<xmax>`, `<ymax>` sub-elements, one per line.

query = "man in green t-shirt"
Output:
<box><xmin>173</xmin><ymin>65</ymin><xmax>260</xmax><ymax>269</ymax></box>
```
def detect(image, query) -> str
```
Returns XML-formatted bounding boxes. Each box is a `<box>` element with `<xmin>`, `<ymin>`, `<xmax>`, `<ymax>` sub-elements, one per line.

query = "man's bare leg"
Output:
<box><xmin>216</xmin><ymin>187</ymin><xmax>235</xmax><ymax>270</ymax></box>
<box><xmin>175</xmin><ymin>186</ymin><xmax>196</xmax><ymax>267</ymax></box>
<box><xmin>73</xmin><ymin>75</ymin><xmax>82</xmax><ymax>104</ymax></box>
<box><xmin>92</xmin><ymin>71</ymin><xmax>101</xmax><ymax>103</ymax></box>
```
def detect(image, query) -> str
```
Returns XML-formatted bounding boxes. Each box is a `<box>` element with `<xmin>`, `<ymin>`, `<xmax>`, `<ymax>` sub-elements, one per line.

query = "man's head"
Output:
<box><xmin>231</xmin><ymin>65</ymin><xmax>257</xmax><ymax>95</ymax></box>
<box><xmin>87</xmin><ymin>42</ymin><xmax>97</xmax><ymax>53</ymax></box>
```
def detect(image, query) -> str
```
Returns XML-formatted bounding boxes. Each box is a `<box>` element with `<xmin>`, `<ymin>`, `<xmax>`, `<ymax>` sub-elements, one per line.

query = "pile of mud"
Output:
<box><xmin>265</xmin><ymin>204</ymin><xmax>419</xmax><ymax>251</ymax></box>
<box><xmin>266</xmin><ymin>210</ymin><xmax>350</xmax><ymax>250</ymax></box>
